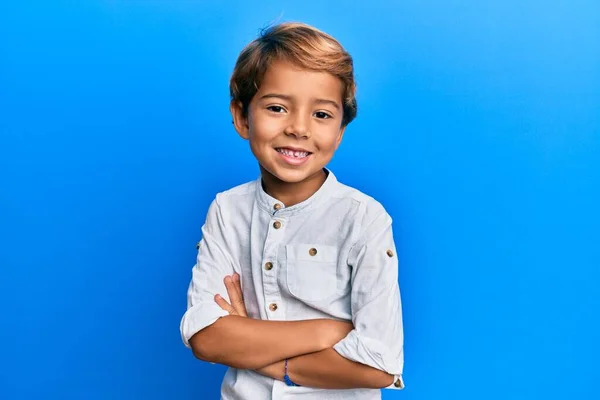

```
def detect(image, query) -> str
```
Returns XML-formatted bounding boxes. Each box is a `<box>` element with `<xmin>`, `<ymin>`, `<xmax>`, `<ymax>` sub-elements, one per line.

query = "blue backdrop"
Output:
<box><xmin>1</xmin><ymin>1</ymin><xmax>598</xmax><ymax>399</ymax></box>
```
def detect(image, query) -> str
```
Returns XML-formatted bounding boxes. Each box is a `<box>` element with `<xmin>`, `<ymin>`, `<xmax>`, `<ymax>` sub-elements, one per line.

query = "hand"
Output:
<box><xmin>213</xmin><ymin>273</ymin><xmax>282</xmax><ymax>378</ymax></box>
<box><xmin>215</xmin><ymin>273</ymin><xmax>248</xmax><ymax>317</ymax></box>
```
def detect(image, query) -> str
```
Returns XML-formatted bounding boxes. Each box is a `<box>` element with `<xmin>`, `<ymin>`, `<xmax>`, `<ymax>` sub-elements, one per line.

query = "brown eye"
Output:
<box><xmin>267</xmin><ymin>106</ymin><xmax>285</xmax><ymax>113</ymax></box>
<box><xmin>314</xmin><ymin>111</ymin><xmax>332</xmax><ymax>119</ymax></box>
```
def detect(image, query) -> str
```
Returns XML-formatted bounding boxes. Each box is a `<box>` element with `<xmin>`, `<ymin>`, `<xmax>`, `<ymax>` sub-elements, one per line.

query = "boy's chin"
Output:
<box><xmin>261</xmin><ymin>165</ymin><xmax>322</xmax><ymax>184</ymax></box>
<box><xmin>270</xmin><ymin>171</ymin><xmax>309</xmax><ymax>184</ymax></box>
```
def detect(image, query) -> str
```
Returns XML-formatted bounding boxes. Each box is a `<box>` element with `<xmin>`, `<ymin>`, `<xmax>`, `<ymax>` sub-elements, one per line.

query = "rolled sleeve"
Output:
<box><xmin>333</xmin><ymin>210</ymin><xmax>405</xmax><ymax>388</ymax></box>
<box><xmin>180</xmin><ymin>198</ymin><xmax>236</xmax><ymax>348</ymax></box>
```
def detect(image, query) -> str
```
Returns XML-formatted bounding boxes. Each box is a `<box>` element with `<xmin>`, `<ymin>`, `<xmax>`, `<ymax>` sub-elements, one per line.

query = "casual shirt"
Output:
<box><xmin>180</xmin><ymin>169</ymin><xmax>405</xmax><ymax>399</ymax></box>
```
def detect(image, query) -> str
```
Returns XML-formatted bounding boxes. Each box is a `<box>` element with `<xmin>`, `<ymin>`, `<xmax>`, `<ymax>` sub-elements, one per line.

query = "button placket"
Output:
<box><xmin>261</xmin><ymin>214</ymin><xmax>287</xmax><ymax>320</ymax></box>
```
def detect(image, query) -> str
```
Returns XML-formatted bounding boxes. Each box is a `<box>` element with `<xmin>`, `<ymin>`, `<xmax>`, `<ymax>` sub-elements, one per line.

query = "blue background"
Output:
<box><xmin>1</xmin><ymin>1</ymin><xmax>599</xmax><ymax>399</ymax></box>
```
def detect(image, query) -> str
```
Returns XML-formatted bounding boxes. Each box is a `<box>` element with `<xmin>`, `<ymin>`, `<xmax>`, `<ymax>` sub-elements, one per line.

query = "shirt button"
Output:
<box><xmin>274</xmin><ymin>203</ymin><xmax>282</xmax><ymax>210</ymax></box>
<box><xmin>308</xmin><ymin>248</ymin><xmax>317</xmax><ymax>256</ymax></box>
<box><xmin>394</xmin><ymin>379</ymin><xmax>403</xmax><ymax>388</ymax></box>
<box><xmin>269</xmin><ymin>303</ymin><xmax>278</xmax><ymax>311</ymax></box>
<box><xmin>196</xmin><ymin>241</ymin><xmax>201</xmax><ymax>250</ymax></box>
<box><xmin>386</xmin><ymin>249</ymin><xmax>394</xmax><ymax>257</ymax></box>
<box><xmin>273</xmin><ymin>221</ymin><xmax>282</xmax><ymax>229</ymax></box>
<box><xmin>264</xmin><ymin>262</ymin><xmax>273</xmax><ymax>271</ymax></box>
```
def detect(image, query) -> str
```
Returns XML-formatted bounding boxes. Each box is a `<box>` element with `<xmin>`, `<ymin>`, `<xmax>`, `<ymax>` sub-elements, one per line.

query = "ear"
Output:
<box><xmin>334</xmin><ymin>125</ymin><xmax>346</xmax><ymax>150</ymax></box>
<box><xmin>230</xmin><ymin>100</ymin><xmax>250</xmax><ymax>140</ymax></box>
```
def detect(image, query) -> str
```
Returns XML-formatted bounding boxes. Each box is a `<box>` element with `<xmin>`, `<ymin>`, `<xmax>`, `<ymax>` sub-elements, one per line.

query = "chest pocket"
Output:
<box><xmin>285</xmin><ymin>243</ymin><xmax>338</xmax><ymax>302</ymax></box>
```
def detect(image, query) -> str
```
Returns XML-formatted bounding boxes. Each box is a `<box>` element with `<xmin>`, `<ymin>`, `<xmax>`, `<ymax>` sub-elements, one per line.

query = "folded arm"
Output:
<box><xmin>189</xmin><ymin>313</ymin><xmax>352</xmax><ymax>369</ymax></box>
<box><xmin>256</xmin><ymin>348</ymin><xmax>394</xmax><ymax>389</ymax></box>
<box><xmin>213</xmin><ymin>274</ymin><xmax>393</xmax><ymax>388</ymax></box>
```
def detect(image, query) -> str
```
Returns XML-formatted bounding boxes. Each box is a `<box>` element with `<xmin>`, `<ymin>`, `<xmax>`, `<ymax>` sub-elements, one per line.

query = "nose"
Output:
<box><xmin>283</xmin><ymin>113</ymin><xmax>310</xmax><ymax>139</ymax></box>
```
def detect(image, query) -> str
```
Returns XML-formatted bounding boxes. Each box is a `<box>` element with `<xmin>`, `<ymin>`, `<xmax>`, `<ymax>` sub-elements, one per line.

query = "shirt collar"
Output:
<box><xmin>255</xmin><ymin>168</ymin><xmax>338</xmax><ymax>216</ymax></box>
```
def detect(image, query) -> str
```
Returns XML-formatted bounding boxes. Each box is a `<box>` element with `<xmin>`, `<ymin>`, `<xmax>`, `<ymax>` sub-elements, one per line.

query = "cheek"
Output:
<box><xmin>249</xmin><ymin>113</ymin><xmax>281</xmax><ymax>140</ymax></box>
<box><xmin>317</xmin><ymin>131</ymin><xmax>343</xmax><ymax>152</ymax></box>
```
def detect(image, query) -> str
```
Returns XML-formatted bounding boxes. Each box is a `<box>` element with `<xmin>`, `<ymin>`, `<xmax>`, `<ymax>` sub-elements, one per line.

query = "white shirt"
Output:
<box><xmin>180</xmin><ymin>169</ymin><xmax>405</xmax><ymax>399</ymax></box>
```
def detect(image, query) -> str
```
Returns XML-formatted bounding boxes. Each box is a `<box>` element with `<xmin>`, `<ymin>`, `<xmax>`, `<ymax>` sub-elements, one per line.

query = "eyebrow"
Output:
<box><xmin>259</xmin><ymin>93</ymin><xmax>340</xmax><ymax>110</ymax></box>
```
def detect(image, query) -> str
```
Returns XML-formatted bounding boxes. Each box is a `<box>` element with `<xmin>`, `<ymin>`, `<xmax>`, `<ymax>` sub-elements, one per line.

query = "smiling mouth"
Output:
<box><xmin>275</xmin><ymin>148</ymin><xmax>312</xmax><ymax>158</ymax></box>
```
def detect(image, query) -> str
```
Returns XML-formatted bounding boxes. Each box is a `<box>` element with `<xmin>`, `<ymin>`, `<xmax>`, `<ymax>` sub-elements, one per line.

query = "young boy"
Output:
<box><xmin>180</xmin><ymin>22</ymin><xmax>404</xmax><ymax>399</ymax></box>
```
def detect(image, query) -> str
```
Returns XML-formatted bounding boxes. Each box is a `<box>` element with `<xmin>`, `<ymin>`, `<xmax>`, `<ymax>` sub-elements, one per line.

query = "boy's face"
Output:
<box><xmin>231</xmin><ymin>60</ymin><xmax>346</xmax><ymax>185</ymax></box>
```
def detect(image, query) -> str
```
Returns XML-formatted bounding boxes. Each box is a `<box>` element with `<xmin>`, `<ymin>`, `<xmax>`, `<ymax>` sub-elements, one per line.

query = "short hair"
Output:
<box><xmin>229</xmin><ymin>22</ymin><xmax>357</xmax><ymax>126</ymax></box>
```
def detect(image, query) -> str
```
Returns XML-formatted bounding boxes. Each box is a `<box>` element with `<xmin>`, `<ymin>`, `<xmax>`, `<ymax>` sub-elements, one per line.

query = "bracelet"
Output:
<box><xmin>283</xmin><ymin>359</ymin><xmax>301</xmax><ymax>387</ymax></box>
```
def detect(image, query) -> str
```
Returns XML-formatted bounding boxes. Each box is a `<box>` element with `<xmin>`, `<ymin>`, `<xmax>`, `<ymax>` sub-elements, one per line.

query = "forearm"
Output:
<box><xmin>257</xmin><ymin>348</ymin><xmax>394</xmax><ymax>389</ymax></box>
<box><xmin>189</xmin><ymin>315</ymin><xmax>343</xmax><ymax>369</ymax></box>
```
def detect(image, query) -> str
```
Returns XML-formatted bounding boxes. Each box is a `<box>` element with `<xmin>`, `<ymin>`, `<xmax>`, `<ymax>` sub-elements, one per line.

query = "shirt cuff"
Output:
<box><xmin>180</xmin><ymin>303</ymin><xmax>230</xmax><ymax>348</ymax></box>
<box><xmin>385</xmin><ymin>375</ymin><xmax>405</xmax><ymax>390</ymax></box>
<box><xmin>333</xmin><ymin>329</ymin><xmax>404</xmax><ymax>381</ymax></box>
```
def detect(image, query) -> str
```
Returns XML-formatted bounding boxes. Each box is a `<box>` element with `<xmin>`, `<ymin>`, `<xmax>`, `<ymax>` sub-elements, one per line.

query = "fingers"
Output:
<box><xmin>232</xmin><ymin>273</ymin><xmax>248</xmax><ymax>317</ymax></box>
<box><xmin>224</xmin><ymin>273</ymin><xmax>247</xmax><ymax>317</ymax></box>
<box><xmin>214</xmin><ymin>294</ymin><xmax>237</xmax><ymax>316</ymax></box>
<box><xmin>233</xmin><ymin>273</ymin><xmax>244</xmax><ymax>301</ymax></box>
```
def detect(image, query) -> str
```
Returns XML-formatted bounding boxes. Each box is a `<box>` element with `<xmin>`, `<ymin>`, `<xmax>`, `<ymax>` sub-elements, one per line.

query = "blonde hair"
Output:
<box><xmin>229</xmin><ymin>22</ymin><xmax>357</xmax><ymax>126</ymax></box>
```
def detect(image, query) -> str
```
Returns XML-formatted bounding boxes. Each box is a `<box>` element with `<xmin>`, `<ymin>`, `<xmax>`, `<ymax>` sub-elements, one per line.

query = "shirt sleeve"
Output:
<box><xmin>332</xmin><ymin>209</ymin><xmax>405</xmax><ymax>390</ymax></box>
<box><xmin>180</xmin><ymin>197</ymin><xmax>235</xmax><ymax>348</ymax></box>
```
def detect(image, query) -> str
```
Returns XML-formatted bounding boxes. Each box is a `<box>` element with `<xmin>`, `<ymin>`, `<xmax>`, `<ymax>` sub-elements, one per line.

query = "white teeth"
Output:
<box><xmin>277</xmin><ymin>148</ymin><xmax>309</xmax><ymax>158</ymax></box>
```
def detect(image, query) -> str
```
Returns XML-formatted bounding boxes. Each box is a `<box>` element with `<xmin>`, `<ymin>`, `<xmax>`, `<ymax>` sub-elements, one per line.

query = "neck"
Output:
<box><xmin>260</xmin><ymin>167</ymin><xmax>327</xmax><ymax>207</ymax></box>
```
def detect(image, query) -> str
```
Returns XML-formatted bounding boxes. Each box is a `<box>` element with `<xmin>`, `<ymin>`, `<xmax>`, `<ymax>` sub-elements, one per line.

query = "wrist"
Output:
<box><xmin>284</xmin><ymin>358</ymin><xmax>301</xmax><ymax>387</ymax></box>
<box><xmin>318</xmin><ymin>319</ymin><xmax>353</xmax><ymax>349</ymax></box>
<box><xmin>256</xmin><ymin>360</ymin><xmax>285</xmax><ymax>381</ymax></box>
<box><xmin>316</xmin><ymin>320</ymin><xmax>332</xmax><ymax>350</ymax></box>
